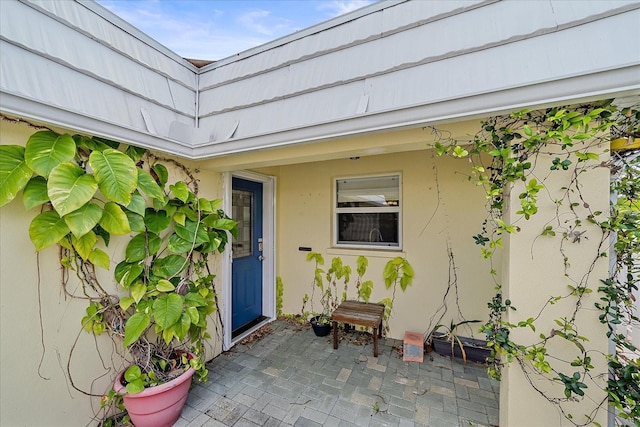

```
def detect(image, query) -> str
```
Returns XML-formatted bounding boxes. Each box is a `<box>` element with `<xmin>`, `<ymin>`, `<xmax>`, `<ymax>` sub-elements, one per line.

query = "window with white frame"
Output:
<box><xmin>334</xmin><ymin>174</ymin><xmax>401</xmax><ymax>248</ymax></box>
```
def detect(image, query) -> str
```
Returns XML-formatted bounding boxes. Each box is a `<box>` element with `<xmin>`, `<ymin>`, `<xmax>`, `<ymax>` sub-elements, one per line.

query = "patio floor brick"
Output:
<box><xmin>177</xmin><ymin>320</ymin><xmax>499</xmax><ymax>426</ymax></box>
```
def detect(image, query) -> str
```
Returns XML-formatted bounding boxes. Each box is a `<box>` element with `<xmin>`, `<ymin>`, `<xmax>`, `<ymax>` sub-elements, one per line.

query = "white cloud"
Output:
<box><xmin>319</xmin><ymin>0</ymin><xmax>374</xmax><ymax>17</ymax></box>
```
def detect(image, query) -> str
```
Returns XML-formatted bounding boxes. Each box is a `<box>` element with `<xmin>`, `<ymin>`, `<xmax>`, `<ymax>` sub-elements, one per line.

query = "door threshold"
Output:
<box><xmin>231</xmin><ymin>316</ymin><xmax>272</xmax><ymax>345</ymax></box>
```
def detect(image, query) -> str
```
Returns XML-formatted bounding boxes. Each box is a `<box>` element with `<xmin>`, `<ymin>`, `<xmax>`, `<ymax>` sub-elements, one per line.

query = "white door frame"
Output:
<box><xmin>222</xmin><ymin>171</ymin><xmax>276</xmax><ymax>350</ymax></box>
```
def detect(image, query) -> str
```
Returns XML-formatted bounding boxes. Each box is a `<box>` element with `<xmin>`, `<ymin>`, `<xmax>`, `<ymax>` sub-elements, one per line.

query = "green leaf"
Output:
<box><xmin>168</xmin><ymin>234</ymin><xmax>194</xmax><ymax>254</ymax></box>
<box><xmin>72</xmin><ymin>230</ymin><xmax>97</xmax><ymax>260</ymax></box>
<box><xmin>151</xmin><ymin>164</ymin><xmax>168</xmax><ymax>186</ymax></box>
<box><xmin>29</xmin><ymin>210</ymin><xmax>70</xmax><ymax>251</ymax></box>
<box><xmin>119</xmin><ymin>296</ymin><xmax>134</xmax><ymax>311</ymax></box>
<box><xmin>185</xmin><ymin>292</ymin><xmax>207</xmax><ymax>307</ymax></box>
<box><xmin>203</xmin><ymin>216</ymin><xmax>237</xmax><ymax>231</ymax></box>
<box><xmin>24</xmin><ymin>131</ymin><xmax>76</xmax><ymax>178</ymax></box>
<box><xmin>187</xmin><ymin>306</ymin><xmax>199</xmax><ymax>324</ymax></box>
<box><xmin>144</xmin><ymin>209</ymin><xmax>170</xmax><ymax>234</ymax></box>
<box><xmin>89</xmin><ymin>149</ymin><xmax>137</xmax><ymax>205</ymax></box>
<box><xmin>173</xmin><ymin>211</ymin><xmax>186</xmax><ymax>226</ymax></box>
<box><xmin>114</xmin><ymin>261</ymin><xmax>144</xmax><ymax>287</ymax></box>
<box><xmin>156</xmin><ymin>279</ymin><xmax>176</xmax><ymax>292</ymax></box>
<box><xmin>88</xmin><ymin>248</ymin><xmax>110</xmax><ymax>269</ymax></box>
<box><xmin>123</xmin><ymin>313</ymin><xmax>150</xmax><ymax>347</ymax></box>
<box><xmin>174</xmin><ymin>313</ymin><xmax>191</xmax><ymax>341</ymax></box>
<box><xmin>99</xmin><ymin>202</ymin><xmax>131</xmax><ymax>235</ymax></box>
<box><xmin>152</xmin><ymin>255</ymin><xmax>187</xmax><ymax>278</ymax></box>
<box><xmin>137</xmin><ymin>168</ymin><xmax>165</xmax><ymax>201</ymax></box>
<box><xmin>153</xmin><ymin>293</ymin><xmax>183</xmax><ymax>329</ymax></box>
<box><xmin>64</xmin><ymin>202</ymin><xmax>102</xmax><ymax>237</ymax></box>
<box><xmin>124</xmin><ymin>145</ymin><xmax>147</xmax><ymax>162</ymax></box>
<box><xmin>175</xmin><ymin>219</ymin><xmax>209</xmax><ymax>246</ymax></box>
<box><xmin>125</xmin><ymin>211</ymin><xmax>145</xmax><ymax>233</ymax></box>
<box><xmin>130</xmin><ymin>282</ymin><xmax>147</xmax><ymax>303</ymax></box>
<box><xmin>0</xmin><ymin>145</ymin><xmax>32</xmax><ymax>207</ymax></box>
<box><xmin>452</xmin><ymin>146</ymin><xmax>469</xmax><ymax>158</ymax></box>
<box><xmin>126</xmin><ymin>192</ymin><xmax>146</xmax><ymax>216</ymax></box>
<box><xmin>22</xmin><ymin>176</ymin><xmax>49</xmax><ymax>210</ymax></box>
<box><xmin>125</xmin><ymin>233</ymin><xmax>161</xmax><ymax>262</ymax></box>
<box><xmin>47</xmin><ymin>163</ymin><xmax>97</xmax><ymax>216</ymax></box>
<box><xmin>124</xmin><ymin>365</ymin><xmax>142</xmax><ymax>383</ymax></box>
<box><xmin>170</xmin><ymin>181</ymin><xmax>189</xmax><ymax>202</ymax></box>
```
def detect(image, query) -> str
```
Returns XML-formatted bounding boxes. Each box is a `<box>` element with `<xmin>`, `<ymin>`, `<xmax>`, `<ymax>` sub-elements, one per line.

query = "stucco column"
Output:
<box><xmin>500</xmin><ymin>144</ymin><xmax>610</xmax><ymax>426</ymax></box>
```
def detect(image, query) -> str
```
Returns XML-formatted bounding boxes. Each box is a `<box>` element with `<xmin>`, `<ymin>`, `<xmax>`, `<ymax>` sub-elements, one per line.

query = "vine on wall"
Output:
<box><xmin>432</xmin><ymin>101</ymin><xmax>639</xmax><ymax>425</ymax></box>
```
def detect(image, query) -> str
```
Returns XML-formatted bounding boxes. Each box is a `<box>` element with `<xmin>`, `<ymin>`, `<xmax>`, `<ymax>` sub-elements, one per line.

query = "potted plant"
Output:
<box><xmin>0</xmin><ymin>130</ymin><xmax>237</xmax><ymax>426</ymax></box>
<box><xmin>429</xmin><ymin>320</ymin><xmax>489</xmax><ymax>364</ymax></box>
<box><xmin>303</xmin><ymin>253</ymin><xmax>347</xmax><ymax>336</ymax></box>
<box><xmin>610</xmin><ymin>104</ymin><xmax>640</xmax><ymax>152</ymax></box>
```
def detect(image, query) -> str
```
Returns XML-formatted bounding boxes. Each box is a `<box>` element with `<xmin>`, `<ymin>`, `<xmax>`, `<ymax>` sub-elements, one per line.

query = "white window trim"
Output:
<box><xmin>333</xmin><ymin>173</ymin><xmax>402</xmax><ymax>250</ymax></box>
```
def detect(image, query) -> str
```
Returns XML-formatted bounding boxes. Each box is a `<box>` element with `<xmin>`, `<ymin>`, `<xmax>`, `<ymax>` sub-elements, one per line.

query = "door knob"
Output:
<box><xmin>258</xmin><ymin>255</ymin><xmax>265</xmax><ymax>261</ymax></box>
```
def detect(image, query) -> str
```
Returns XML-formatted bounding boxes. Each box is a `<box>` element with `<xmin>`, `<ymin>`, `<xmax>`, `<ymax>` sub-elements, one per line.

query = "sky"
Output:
<box><xmin>96</xmin><ymin>0</ymin><xmax>375</xmax><ymax>60</ymax></box>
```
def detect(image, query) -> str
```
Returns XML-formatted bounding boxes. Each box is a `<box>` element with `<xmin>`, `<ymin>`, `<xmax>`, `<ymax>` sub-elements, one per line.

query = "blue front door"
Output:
<box><xmin>231</xmin><ymin>178</ymin><xmax>264</xmax><ymax>335</ymax></box>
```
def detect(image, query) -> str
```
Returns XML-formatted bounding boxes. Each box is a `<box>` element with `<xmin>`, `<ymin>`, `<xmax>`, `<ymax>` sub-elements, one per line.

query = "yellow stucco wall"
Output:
<box><xmin>258</xmin><ymin>147</ymin><xmax>497</xmax><ymax>339</ymax></box>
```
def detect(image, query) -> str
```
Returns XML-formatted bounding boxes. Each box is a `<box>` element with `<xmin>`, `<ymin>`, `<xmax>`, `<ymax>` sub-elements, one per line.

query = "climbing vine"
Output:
<box><xmin>432</xmin><ymin>101</ymin><xmax>639</xmax><ymax>425</ymax></box>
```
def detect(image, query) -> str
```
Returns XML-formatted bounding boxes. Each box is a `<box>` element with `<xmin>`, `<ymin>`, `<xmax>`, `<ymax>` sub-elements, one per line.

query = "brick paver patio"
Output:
<box><xmin>174</xmin><ymin>320</ymin><xmax>499</xmax><ymax>427</ymax></box>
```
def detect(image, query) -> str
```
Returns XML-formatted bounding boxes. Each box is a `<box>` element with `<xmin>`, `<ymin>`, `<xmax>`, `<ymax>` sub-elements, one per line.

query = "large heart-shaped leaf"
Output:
<box><xmin>22</xmin><ymin>176</ymin><xmax>49</xmax><ymax>210</ymax></box>
<box><xmin>64</xmin><ymin>203</ymin><xmax>103</xmax><ymax>239</ymax></box>
<box><xmin>153</xmin><ymin>293</ymin><xmax>183</xmax><ymax>329</ymax></box>
<box><xmin>123</xmin><ymin>312</ymin><xmax>150</xmax><ymax>347</ymax></box>
<box><xmin>0</xmin><ymin>145</ymin><xmax>32</xmax><ymax>207</ymax></box>
<box><xmin>89</xmin><ymin>149</ymin><xmax>137</xmax><ymax>205</ymax></box>
<box><xmin>175</xmin><ymin>219</ymin><xmax>209</xmax><ymax>246</ymax></box>
<box><xmin>144</xmin><ymin>209</ymin><xmax>170</xmax><ymax>234</ymax></box>
<box><xmin>24</xmin><ymin>131</ymin><xmax>76</xmax><ymax>178</ymax></box>
<box><xmin>169</xmin><ymin>181</ymin><xmax>190</xmax><ymax>203</ymax></box>
<box><xmin>99</xmin><ymin>202</ymin><xmax>131</xmax><ymax>235</ymax></box>
<box><xmin>71</xmin><ymin>230</ymin><xmax>97</xmax><ymax>260</ymax></box>
<box><xmin>130</xmin><ymin>282</ymin><xmax>147</xmax><ymax>303</ymax></box>
<box><xmin>29</xmin><ymin>210</ymin><xmax>70</xmax><ymax>251</ymax></box>
<box><xmin>137</xmin><ymin>168</ymin><xmax>165</xmax><ymax>201</ymax></box>
<box><xmin>152</xmin><ymin>255</ymin><xmax>187</xmax><ymax>278</ymax></box>
<box><xmin>125</xmin><ymin>232</ymin><xmax>161</xmax><ymax>262</ymax></box>
<box><xmin>47</xmin><ymin>163</ymin><xmax>98</xmax><ymax>216</ymax></box>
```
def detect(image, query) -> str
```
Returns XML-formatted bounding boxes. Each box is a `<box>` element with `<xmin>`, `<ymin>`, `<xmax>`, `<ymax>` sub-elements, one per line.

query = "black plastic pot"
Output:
<box><xmin>431</xmin><ymin>332</ymin><xmax>490</xmax><ymax>363</ymax></box>
<box><xmin>310</xmin><ymin>316</ymin><xmax>331</xmax><ymax>337</ymax></box>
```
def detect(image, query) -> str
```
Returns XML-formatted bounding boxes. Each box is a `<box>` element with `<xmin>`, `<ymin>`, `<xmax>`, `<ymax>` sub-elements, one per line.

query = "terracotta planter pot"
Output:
<box><xmin>114</xmin><ymin>366</ymin><xmax>195</xmax><ymax>427</ymax></box>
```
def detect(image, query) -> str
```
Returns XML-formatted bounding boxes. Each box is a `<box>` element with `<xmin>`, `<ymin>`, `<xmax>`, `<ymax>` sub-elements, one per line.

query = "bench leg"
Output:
<box><xmin>333</xmin><ymin>321</ymin><xmax>338</xmax><ymax>349</ymax></box>
<box><xmin>373</xmin><ymin>328</ymin><xmax>378</xmax><ymax>357</ymax></box>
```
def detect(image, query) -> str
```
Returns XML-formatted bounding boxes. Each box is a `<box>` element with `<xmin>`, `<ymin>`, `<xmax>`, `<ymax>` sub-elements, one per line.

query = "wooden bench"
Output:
<box><xmin>331</xmin><ymin>300</ymin><xmax>385</xmax><ymax>357</ymax></box>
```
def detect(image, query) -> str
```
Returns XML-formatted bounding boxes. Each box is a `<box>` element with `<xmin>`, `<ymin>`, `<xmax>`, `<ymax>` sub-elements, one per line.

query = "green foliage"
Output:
<box><xmin>433</xmin><ymin>101</ymin><xmax>639</xmax><ymax>425</ymax></box>
<box><xmin>0</xmin><ymin>129</ymin><xmax>238</xmax><ymax>403</ymax></box>
<box><xmin>302</xmin><ymin>252</ymin><xmax>413</xmax><ymax>333</ymax></box>
<box><xmin>276</xmin><ymin>276</ymin><xmax>284</xmax><ymax>317</ymax></box>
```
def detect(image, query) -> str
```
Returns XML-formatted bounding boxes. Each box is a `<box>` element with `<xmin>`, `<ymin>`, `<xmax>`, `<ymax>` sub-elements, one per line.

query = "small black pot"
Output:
<box><xmin>310</xmin><ymin>316</ymin><xmax>331</xmax><ymax>337</ymax></box>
